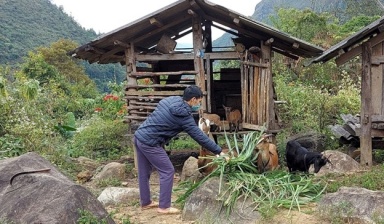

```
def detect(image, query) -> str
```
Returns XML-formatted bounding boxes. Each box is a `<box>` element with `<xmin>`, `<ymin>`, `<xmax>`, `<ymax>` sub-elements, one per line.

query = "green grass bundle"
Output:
<box><xmin>176</xmin><ymin>131</ymin><xmax>326</xmax><ymax>218</ymax></box>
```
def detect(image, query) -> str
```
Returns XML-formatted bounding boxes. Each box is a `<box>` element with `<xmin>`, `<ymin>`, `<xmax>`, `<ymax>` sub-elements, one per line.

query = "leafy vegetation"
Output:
<box><xmin>77</xmin><ymin>209</ymin><xmax>109</xmax><ymax>224</ymax></box>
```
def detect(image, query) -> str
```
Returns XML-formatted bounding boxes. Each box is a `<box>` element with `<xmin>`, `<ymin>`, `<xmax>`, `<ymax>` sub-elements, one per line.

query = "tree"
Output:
<box><xmin>270</xmin><ymin>8</ymin><xmax>338</xmax><ymax>48</ymax></box>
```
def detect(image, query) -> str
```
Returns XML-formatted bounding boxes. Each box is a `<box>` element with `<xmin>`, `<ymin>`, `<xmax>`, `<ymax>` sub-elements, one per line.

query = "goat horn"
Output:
<box><xmin>326</xmin><ymin>154</ymin><xmax>333</xmax><ymax>166</ymax></box>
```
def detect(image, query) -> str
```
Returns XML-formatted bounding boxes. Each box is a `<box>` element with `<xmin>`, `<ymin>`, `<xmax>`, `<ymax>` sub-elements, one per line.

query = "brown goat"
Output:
<box><xmin>197</xmin><ymin>117</ymin><xmax>236</xmax><ymax>175</ymax></box>
<box><xmin>201</xmin><ymin>113</ymin><xmax>222</xmax><ymax>132</ymax></box>
<box><xmin>255</xmin><ymin>134</ymin><xmax>279</xmax><ymax>173</ymax></box>
<box><xmin>222</xmin><ymin>105</ymin><xmax>241</xmax><ymax>133</ymax></box>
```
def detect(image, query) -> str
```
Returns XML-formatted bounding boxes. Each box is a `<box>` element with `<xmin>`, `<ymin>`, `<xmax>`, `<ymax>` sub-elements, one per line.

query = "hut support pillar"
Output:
<box><xmin>192</xmin><ymin>16</ymin><xmax>206</xmax><ymax>110</ymax></box>
<box><xmin>125</xmin><ymin>44</ymin><xmax>139</xmax><ymax>169</ymax></box>
<box><xmin>360</xmin><ymin>41</ymin><xmax>373</xmax><ymax>167</ymax></box>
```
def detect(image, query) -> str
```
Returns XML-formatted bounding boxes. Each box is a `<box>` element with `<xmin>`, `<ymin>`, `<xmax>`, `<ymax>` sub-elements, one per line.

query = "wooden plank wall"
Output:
<box><xmin>371</xmin><ymin>41</ymin><xmax>383</xmax><ymax>115</ymax></box>
<box><xmin>241</xmin><ymin>43</ymin><xmax>277</xmax><ymax>132</ymax></box>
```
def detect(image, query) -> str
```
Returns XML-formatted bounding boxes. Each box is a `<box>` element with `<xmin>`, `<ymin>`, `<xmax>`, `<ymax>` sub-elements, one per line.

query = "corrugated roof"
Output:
<box><xmin>70</xmin><ymin>0</ymin><xmax>324</xmax><ymax>64</ymax></box>
<box><xmin>310</xmin><ymin>16</ymin><xmax>384</xmax><ymax>64</ymax></box>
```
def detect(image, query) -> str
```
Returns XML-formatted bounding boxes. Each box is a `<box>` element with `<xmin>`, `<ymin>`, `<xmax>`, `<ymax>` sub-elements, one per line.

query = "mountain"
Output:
<box><xmin>214</xmin><ymin>0</ymin><xmax>384</xmax><ymax>47</ymax></box>
<box><xmin>0</xmin><ymin>0</ymin><xmax>126</xmax><ymax>92</ymax></box>
<box><xmin>0</xmin><ymin>0</ymin><xmax>97</xmax><ymax>64</ymax></box>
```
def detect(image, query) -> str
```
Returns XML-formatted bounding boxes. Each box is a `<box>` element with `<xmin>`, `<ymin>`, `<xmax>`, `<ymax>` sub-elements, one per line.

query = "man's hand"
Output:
<box><xmin>216</xmin><ymin>151</ymin><xmax>230</xmax><ymax>162</ymax></box>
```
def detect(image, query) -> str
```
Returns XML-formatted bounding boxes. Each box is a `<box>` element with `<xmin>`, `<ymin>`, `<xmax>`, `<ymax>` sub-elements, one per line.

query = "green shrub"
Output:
<box><xmin>0</xmin><ymin>134</ymin><xmax>26</xmax><ymax>158</ymax></box>
<box><xmin>77</xmin><ymin>210</ymin><xmax>108</xmax><ymax>224</ymax></box>
<box><xmin>274</xmin><ymin>70</ymin><xmax>360</xmax><ymax>150</ymax></box>
<box><xmin>69</xmin><ymin>116</ymin><xmax>130</xmax><ymax>160</ymax></box>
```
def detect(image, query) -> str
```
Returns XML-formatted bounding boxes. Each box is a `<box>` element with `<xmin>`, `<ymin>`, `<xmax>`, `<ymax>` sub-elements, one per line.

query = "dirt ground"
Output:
<box><xmin>97</xmin><ymin>150</ymin><xmax>329</xmax><ymax>224</ymax></box>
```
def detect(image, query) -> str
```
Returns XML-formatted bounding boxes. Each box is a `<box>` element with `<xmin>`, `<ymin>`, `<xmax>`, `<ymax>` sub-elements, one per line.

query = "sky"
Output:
<box><xmin>50</xmin><ymin>0</ymin><xmax>261</xmax><ymax>42</ymax></box>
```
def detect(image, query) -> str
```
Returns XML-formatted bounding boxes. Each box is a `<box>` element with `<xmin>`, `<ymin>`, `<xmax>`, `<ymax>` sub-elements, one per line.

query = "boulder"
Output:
<box><xmin>313</xmin><ymin>150</ymin><xmax>362</xmax><ymax>176</ymax></box>
<box><xmin>98</xmin><ymin>187</ymin><xmax>140</xmax><ymax>206</ymax></box>
<box><xmin>93</xmin><ymin>162</ymin><xmax>126</xmax><ymax>181</ymax></box>
<box><xmin>74</xmin><ymin>156</ymin><xmax>100</xmax><ymax>172</ymax></box>
<box><xmin>0</xmin><ymin>152</ymin><xmax>114</xmax><ymax>224</ymax></box>
<box><xmin>180</xmin><ymin>156</ymin><xmax>203</xmax><ymax>182</ymax></box>
<box><xmin>182</xmin><ymin>177</ymin><xmax>260</xmax><ymax>223</ymax></box>
<box><xmin>318</xmin><ymin>187</ymin><xmax>384</xmax><ymax>223</ymax></box>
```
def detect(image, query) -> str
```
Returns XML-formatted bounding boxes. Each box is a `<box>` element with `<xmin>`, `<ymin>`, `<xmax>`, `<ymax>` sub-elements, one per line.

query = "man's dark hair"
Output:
<box><xmin>183</xmin><ymin>85</ymin><xmax>203</xmax><ymax>101</ymax></box>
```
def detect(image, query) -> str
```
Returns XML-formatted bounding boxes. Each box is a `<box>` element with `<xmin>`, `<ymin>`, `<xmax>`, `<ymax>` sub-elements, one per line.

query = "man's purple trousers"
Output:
<box><xmin>134</xmin><ymin>137</ymin><xmax>175</xmax><ymax>209</ymax></box>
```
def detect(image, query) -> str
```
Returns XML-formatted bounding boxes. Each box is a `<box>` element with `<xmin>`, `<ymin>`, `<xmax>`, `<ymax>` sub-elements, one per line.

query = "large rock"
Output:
<box><xmin>0</xmin><ymin>152</ymin><xmax>114</xmax><ymax>224</ymax></box>
<box><xmin>93</xmin><ymin>162</ymin><xmax>126</xmax><ymax>181</ymax></box>
<box><xmin>180</xmin><ymin>156</ymin><xmax>203</xmax><ymax>182</ymax></box>
<box><xmin>313</xmin><ymin>150</ymin><xmax>362</xmax><ymax>176</ymax></box>
<box><xmin>98</xmin><ymin>187</ymin><xmax>140</xmax><ymax>206</ymax></box>
<box><xmin>318</xmin><ymin>187</ymin><xmax>384</xmax><ymax>223</ymax></box>
<box><xmin>182</xmin><ymin>177</ymin><xmax>260</xmax><ymax>223</ymax></box>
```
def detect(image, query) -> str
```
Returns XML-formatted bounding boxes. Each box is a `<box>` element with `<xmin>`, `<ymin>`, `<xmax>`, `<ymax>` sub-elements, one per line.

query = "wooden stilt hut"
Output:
<box><xmin>311</xmin><ymin>16</ymin><xmax>384</xmax><ymax>167</ymax></box>
<box><xmin>70</xmin><ymin>0</ymin><xmax>324</xmax><ymax>167</ymax></box>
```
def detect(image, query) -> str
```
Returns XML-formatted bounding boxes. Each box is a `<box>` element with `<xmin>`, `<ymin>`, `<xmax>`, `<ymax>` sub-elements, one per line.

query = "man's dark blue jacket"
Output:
<box><xmin>134</xmin><ymin>96</ymin><xmax>221</xmax><ymax>154</ymax></box>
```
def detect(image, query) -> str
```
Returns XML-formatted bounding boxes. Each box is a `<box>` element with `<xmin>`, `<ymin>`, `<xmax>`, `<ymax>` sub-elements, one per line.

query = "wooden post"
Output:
<box><xmin>360</xmin><ymin>41</ymin><xmax>373</xmax><ymax>167</ymax></box>
<box><xmin>204</xmin><ymin>21</ymin><xmax>213</xmax><ymax>113</ymax></box>
<box><xmin>126</xmin><ymin>44</ymin><xmax>139</xmax><ymax>169</ymax></box>
<box><xmin>206</xmin><ymin>54</ymin><xmax>212</xmax><ymax>113</ymax></box>
<box><xmin>261</xmin><ymin>41</ymin><xmax>273</xmax><ymax>130</ymax></box>
<box><xmin>192</xmin><ymin>16</ymin><xmax>206</xmax><ymax>110</ymax></box>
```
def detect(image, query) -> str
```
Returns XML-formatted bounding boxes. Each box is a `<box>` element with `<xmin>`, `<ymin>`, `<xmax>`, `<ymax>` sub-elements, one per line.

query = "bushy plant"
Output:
<box><xmin>0</xmin><ymin>134</ymin><xmax>25</xmax><ymax>158</ymax></box>
<box><xmin>77</xmin><ymin>209</ymin><xmax>108</xmax><ymax>224</ymax></box>
<box><xmin>273</xmin><ymin>67</ymin><xmax>360</xmax><ymax>150</ymax></box>
<box><xmin>93</xmin><ymin>82</ymin><xmax>127</xmax><ymax>121</ymax></box>
<box><xmin>69</xmin><ymin>116</ymin><xmax>130</xmax><ymax>160</ymax></box>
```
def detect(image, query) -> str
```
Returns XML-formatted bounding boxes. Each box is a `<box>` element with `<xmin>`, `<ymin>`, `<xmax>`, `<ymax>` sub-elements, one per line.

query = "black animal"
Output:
<box><xmin>286</xmin><ymin>140</ymin><xmax>331</xmax><ymax>173</ymax></box>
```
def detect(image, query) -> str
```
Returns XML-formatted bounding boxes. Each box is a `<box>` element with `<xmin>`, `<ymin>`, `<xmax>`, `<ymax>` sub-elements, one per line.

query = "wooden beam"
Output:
<box><xmin>130</xmin><ymin>70</ymin><xmax>197</xmax><ymax>77</ymax></box>
<box><xmin>100</xmin><ymin>46</ymin><xmax>125</xmax><ymax>61</ymax></box>
<box><xmin>371</xmin><ymin>55</ymin><xmax>384</xmax><ymax>65</ymax></box>
<box><xmin>132</xmin><ymin>16</ymin><xmax>189</xmax><ymax>45</ymax></box>
<box><xmin>192</xmin><ymin>15</ymin><xmax>206</xmax><ymax>110</ymax></box>
<box><xmin>126</xmin><ymin>84</ymin><xmax>191</xmax><ymax>89</ymax></box>
<box><xmin>124</xmin><ymin>115</ymin><xmax>147</xmax><ymax>121</ymax></box>
<box><xmin>126</xmin><ymin>44</ymin><xmax>138</xmax><ymax>169</ymax></box>
<box><xmin>271</xmin><ymin>47</ymin><xmax>299</xmax><ymax>60</ymax></box>
<box><xmin>265</xmin><ymin>38</ymin><xmax>274</xmax><ymax>46</ymax></box>
<box><xmin>336</xmin><ymin>31</ymin><xmax>384</xmax><ymax>66</ymax></box>
<box><xmin>360</xmin><ymin>41</ymin><xmax>373</xmax><ymax>167</ymax></box>
<box><xmin>135</xmin><ymin>51</ymin><xmax>240</xmax><ymax>61</ymax></box>
<box><xmin>355</xmin><ymin>128</ymin><xmax>384</xmax><ymax>137</ymax></box>
<box><xmin>233</xmin><ymin>18</ymin><xmax>242</xmax><ymax>27</ymax></box>
<box><xmin>336</xmin><ymin>45</ymin><xmax>362</xmax><ymax>66</ymax></box>
<box><xmin>240</xmin><ymin>61</ymin><xmax>269</xmax><ymax>68</ymax></box>
<box><xmin>149</xmin><ymin>18</ymin><xmax>164</xmax><ymax>27</ymax></box>
<box><xmin>126</xmin><ymin>90</ymin><xmax>185</xmax><ymax>96</ymax></box>
<box><xmin>84</xmin><ymin>45</ymin><xmax>105</xmax><ymax>55</ymax></box>
<box><xmin>114</xmin><ymin>40</ymin><xmax>130</xmax><ymax>48</ymax></box>
<box><xmin>124</xmin><ymin>95</ymin><xmax>166</xmax><ymax>100</ymax></box>
<box><xmin>206</xmin><ymin>54</ymin><xmax>212</xmax><ymax>113</ymax></box>
<box><xmin>205</xmin><ymin>15</ymin><xmax>264</xmax><ymax>40</ymax></box>
<box><xmin>188</xmin><ymin>9</ymin><xmax>197</xmax><ymax>17</ymax></box>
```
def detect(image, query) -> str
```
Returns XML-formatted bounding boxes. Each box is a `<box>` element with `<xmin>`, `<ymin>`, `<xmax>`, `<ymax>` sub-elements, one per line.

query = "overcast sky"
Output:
<box><xmin>50</xmin><ymin>0</ymin><xmax>261</xmax><ymax>42</ymax></box>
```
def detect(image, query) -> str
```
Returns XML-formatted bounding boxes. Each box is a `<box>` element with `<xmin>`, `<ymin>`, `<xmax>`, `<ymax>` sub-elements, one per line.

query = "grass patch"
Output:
<box><xmin>77</xmin><ymin>209</ymin><xmax>109</xmax><ymax>224</ymax></box>
<box><xmin>322</xmin><ymin>164</ymin><xmax>384</xmax><ymax>193</ymax></box>
<box><xmin>94</xmin><ymin>177</ymin><xmax>122</xmax><ymax>188</ymax></box>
